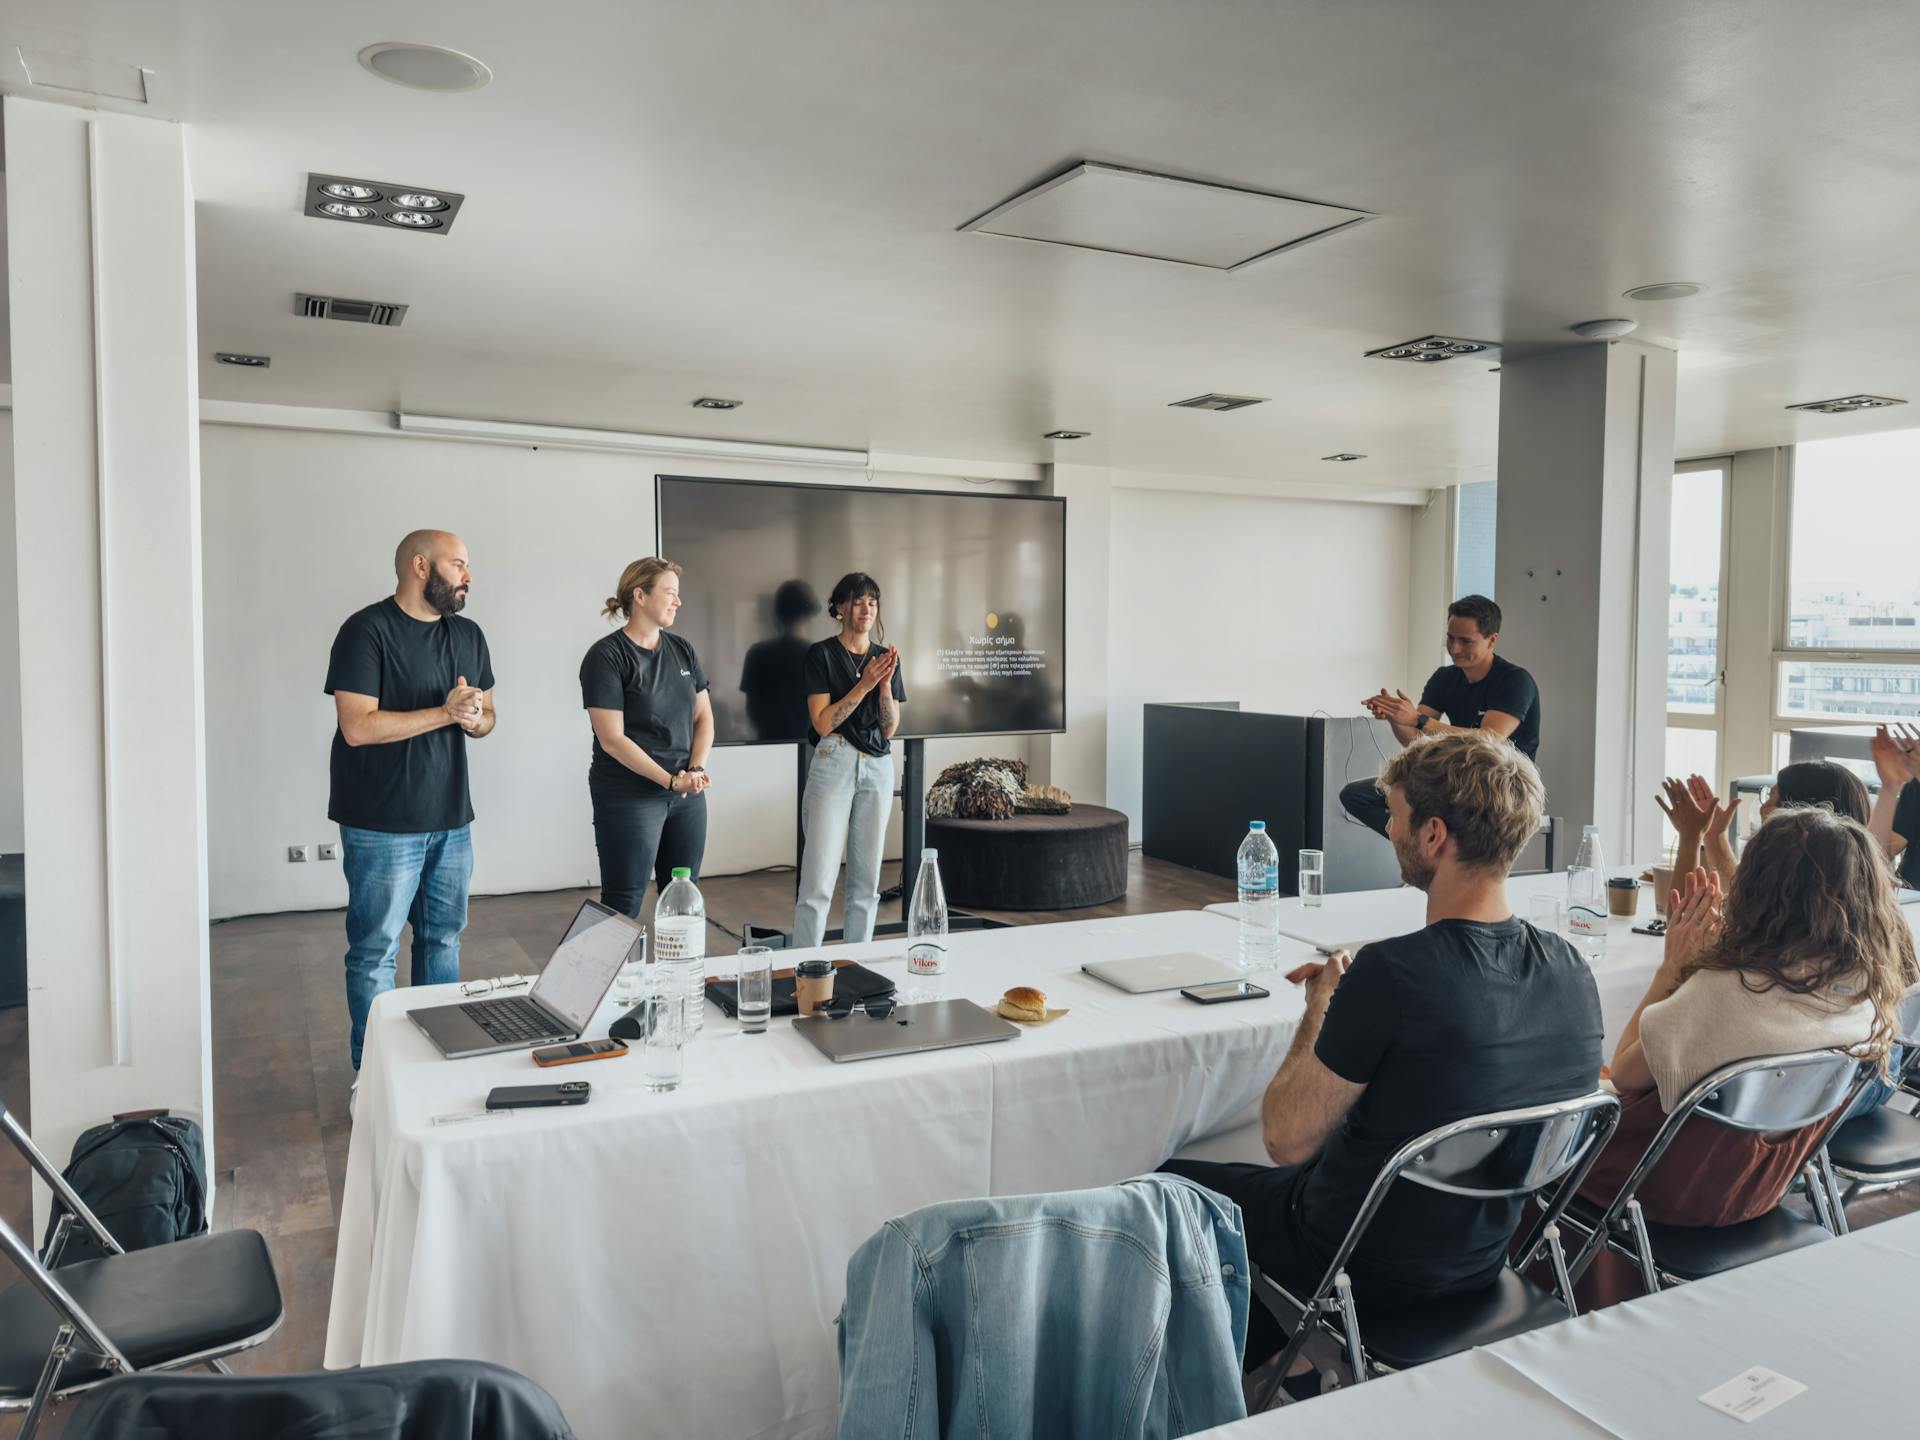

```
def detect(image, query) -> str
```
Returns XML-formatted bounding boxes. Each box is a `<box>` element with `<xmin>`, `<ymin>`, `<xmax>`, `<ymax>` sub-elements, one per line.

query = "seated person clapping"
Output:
<box><xmin>1580</xmin><ymin>808</ymin><xmax>1914</xmax><ymax>1230</ymax></box>
<box><xmin>1656</xmin><ymin>761</ymin><xmax>1867</xmax><ymax>889</ymax></box>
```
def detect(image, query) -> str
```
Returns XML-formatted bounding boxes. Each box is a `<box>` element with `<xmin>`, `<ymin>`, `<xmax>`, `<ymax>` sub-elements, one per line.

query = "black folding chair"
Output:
<box><xmin>0</xmin><ymin>1102</ymin><xmax>283</xmax><ymax>1438</ymax></box>
<box><xmin>1816</xmin><ymin>992</ymin><xmax>1920</xmax><ymax>1232</ymax></box>
<box><xmin>1250</xmin><ymin>1089</ymin><xmax>1619</xmax><ymax>1407</ymax></box>
<box><xmin>1562</xmin><ymin>1049</ymin><xmax>1869</xmax><ymax>1295</ymax></box>
<box><xmin>62</xmin><ymin>1358</ymin><xmax>578</xmax><ymax>1439</ymax></box>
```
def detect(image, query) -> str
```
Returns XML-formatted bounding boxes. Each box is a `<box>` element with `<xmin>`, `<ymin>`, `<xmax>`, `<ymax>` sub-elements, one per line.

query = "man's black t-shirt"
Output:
<box><xmin>325</xmin><ymin>599</ymin><xmax>495</xmax><ymax>834</ymax></box>
<box><xmin>1420</xmin><ymin>654</ymin><xmax>1542</xmax><ymax>760</ymax></box>
<box><xmin>1278</xmin><ymin>918</ymin><xmax>1602</xmax><ymax>1307</ymax></box>
<box><xmin>1893</xmin><ymin>781</ymin><xmax>1920</xmax><ymax>889</ymax></box>
<box><xmin>803</xmin><ymin>639</ymin><xmax>907</xmax><ymax>756</ymax></box>
<box><xmin>580</xmin><ymin>630</ymin><xmax>709</xmax><ymax>794</ymax></box>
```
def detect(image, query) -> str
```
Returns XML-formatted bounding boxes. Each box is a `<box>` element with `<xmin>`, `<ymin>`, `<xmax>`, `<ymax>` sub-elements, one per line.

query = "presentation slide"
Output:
<box><xmin>657</xmin><ymin>476</ymin><xmax>1067</xmax><ymax>745</ymax></box>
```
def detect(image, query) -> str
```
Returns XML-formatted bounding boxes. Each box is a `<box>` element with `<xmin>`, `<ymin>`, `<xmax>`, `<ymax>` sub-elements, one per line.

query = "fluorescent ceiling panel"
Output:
<box><xmin>961</xmin><ymin>162</ymin><xmax>1371</xmax><ymax>271</ymax></box>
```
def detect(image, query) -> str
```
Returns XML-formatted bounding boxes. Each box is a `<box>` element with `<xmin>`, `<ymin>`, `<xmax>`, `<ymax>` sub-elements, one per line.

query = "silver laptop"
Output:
<box><xmin>409</xmin><ymin>899</ymin><xmax>643</xmax><ymax>1059</ymax></box>
<box><xmin>795</xmin><ymin>999</ymin><xmax>1019</xmax><ymax>1063</ymax></box>
<box><xmin>1082</xmin><ymin>951</ymin><xmax>1244</xmax><ymax>994</ymax></box>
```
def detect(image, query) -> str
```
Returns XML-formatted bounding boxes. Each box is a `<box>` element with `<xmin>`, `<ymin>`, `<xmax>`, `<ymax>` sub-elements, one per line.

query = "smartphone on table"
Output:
<box><xmin>485</xmin><ymin>1081</ymin><xmax>593</xmax><ymax>1111</ymax></box>
<box><xmin>1181</xmin><ymin>980</ymin><xmax>1271</xmax><ymax>1004</ymax></box>
<box><xmin>533</xmin><ymin>1038</ymin><xmax>628</xmax><ymax>1067</ymax></box>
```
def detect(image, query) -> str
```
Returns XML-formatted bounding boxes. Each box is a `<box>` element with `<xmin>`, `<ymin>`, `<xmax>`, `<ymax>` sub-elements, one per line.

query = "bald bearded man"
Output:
<box><xmin>325</xmin><ymin>530</ymin><xmax>497</xmax><ymax>1076</ymax></box>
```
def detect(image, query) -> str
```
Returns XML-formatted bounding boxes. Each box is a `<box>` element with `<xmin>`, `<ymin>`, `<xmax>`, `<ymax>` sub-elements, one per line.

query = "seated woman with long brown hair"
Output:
<box><xmin>1581</xmin><ymin>805</ymin><xmax>1916</xmax><ymax>1233</ymax></box>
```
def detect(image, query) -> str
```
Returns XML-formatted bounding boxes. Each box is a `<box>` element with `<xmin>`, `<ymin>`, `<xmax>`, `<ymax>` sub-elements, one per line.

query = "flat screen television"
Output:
<box><xmin>656</xmin><ymin>475</ymin><xmax>1066</xmax><ymax>746</ymax></box>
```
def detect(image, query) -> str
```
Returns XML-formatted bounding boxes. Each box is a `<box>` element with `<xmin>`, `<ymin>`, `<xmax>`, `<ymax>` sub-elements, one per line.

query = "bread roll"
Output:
<box><xmin>998</xmin><ymin>987</ymin><xmax>1048</xmax><ymax>1022</ymax></box>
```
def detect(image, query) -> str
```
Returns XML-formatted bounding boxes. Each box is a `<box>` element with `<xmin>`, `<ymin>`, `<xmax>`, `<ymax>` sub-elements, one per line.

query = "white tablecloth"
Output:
<box><xmin>1200</xmin><ymin>1208</ymin><xmax>1920</xmax><ymax>1436</ymax></box>
<box><xmin>326</xmin><ymin>908</ymin><xmax>1318</xmax><ymax>1440</ymax></box>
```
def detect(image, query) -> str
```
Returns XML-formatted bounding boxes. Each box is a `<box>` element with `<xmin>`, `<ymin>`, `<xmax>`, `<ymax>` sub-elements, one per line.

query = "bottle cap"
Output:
<box><xmin>1250</xmin><ymin>820</ymin><xmax>1265</xmax><ymax>831</ymax></box>
<box><xmin>923</xmin><ymin>849</ymin><xmax>939</xmax><ymax>862</ymax></box>
<box><xmin>1582</xmin><ymin>825</ymin><xmax>1599</xmax><ymax>836</ymax></box>
<box><xmin>671</xmin><ymin>867</ymin><xmax>692</xmax><ymax>879</ymax></box>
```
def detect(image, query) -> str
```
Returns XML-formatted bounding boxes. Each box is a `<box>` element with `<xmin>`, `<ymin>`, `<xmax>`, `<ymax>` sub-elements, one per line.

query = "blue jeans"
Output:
<box><xmin>794</xmin><ymin>737</ymin><xmax>894</xmax><ymax>948</ymax></box>
<box><xmin>340</xmin><ymin>825</ymin><xmax>473</xmax><ymax>1068</ymax></box>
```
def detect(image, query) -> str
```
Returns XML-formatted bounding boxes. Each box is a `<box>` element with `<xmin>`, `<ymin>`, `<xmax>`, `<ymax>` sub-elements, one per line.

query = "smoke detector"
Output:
<box><xmin>1571</xmin><ymin>318</ymin><xmax>1638</xmax><ymax>341</ymax></box>
<box><xmin>1623</xmin><ymin>282</ymin><xmax>1706</xmax><ymax>302</ymax></box>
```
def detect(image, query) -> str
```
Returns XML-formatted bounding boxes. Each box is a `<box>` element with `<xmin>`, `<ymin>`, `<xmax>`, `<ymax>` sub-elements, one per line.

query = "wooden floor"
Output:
<box><xmin>6</xmin><ymin>851</ymin><xmax>1920</xmax><ymax>1435</ymax></box>
<box><xmin>0</xmin><ymin>852</ymin><xmax>1230</xmax><ymax>1434</ymax></box>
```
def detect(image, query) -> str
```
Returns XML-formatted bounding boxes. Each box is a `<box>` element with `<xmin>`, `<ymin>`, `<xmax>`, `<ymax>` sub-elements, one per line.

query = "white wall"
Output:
<box><xmin>199</xmin><ymin>423</ymin><xmax>1037</xmax><ymax>920</ymax></box>
<box><xmin>0</xmin><ymin>411</ymin><xmax>22</xmax><ymax>853</ymax></box>
<box><xmin>1103</xmin><ymin>486</ymin><xmax>1414</xmax><ymax>838</ymax></box>
<box><xmin>1405</xmin><ymin>487</ymin><xmax>1451</xmax><ymax>683</ymax></box>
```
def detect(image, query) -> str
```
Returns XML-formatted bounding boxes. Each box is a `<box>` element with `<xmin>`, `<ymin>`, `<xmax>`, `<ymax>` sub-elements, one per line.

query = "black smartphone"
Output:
<box><xmin>1181</xmin><ymin>980</ymin><xmax>1271</xmax><ymax>1004</ymax></box>
<box><xmin>485</xmin><ymin>1080</ymin><xmax>592</xmax><ymax>1111</ymax></box>
<box><xmin>532</xmin><ymin>1038</ymin><xmax>628</xmax><ymax>1067</ymax></box>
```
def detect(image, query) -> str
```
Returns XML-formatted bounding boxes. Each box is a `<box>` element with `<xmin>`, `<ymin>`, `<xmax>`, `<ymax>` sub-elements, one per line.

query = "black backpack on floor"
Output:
<box><xmin>41</xmin><ymin>1109</ymin><xmax>209</xmax><ymax>1265</ymax></box>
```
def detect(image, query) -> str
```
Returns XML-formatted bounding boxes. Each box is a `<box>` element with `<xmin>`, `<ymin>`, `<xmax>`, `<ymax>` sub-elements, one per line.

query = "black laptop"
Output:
<box><xmin>408</xmin><ymin>899</ymin><xmax>642</xmax><ymax>1059</ymax></box>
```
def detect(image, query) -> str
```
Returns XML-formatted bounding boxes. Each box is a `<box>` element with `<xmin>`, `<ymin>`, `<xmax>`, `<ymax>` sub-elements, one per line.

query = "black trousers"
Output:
<box><xmin>1337</xmin><ymin>778</ymin><xmax>1391</xmax><ymax>839</ymax></box>
<box><xmin>1160</xmin><ymin>1158</ymin><xmax>1313</xmax><ymax>1371</ymax></box>
<box><xmin>591</xmin><ymin>786</ymin><xmax>708</xmax><ymax>919</ymax></box>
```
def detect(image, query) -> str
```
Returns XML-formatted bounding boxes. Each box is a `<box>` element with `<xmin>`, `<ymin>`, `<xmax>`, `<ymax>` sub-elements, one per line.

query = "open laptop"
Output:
<box><xmin>795</xmin><ymin>999</ymin><xmax>1019</xmax><ymax>1063</ymax></box>
<box><xmin>410</xmin><ymin>899</ymin><xmax>643</xmax><ymax>1059</ymax></box>
<box><xmin>1082</xmin><ymin>951</ymin><xmax>1244</xmax><ymax>994</ymax></box>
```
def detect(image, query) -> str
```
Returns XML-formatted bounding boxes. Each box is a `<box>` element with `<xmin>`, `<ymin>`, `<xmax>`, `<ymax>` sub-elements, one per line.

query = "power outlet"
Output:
<box><xmin>317</xmin><ymin>842</ymin><xmax>340</xmax><ymax>861</ymax></box>
<box><xmin>288</xmin><ymin>844</ymin><xmax>311</xmax><ymax>863</ymax></box>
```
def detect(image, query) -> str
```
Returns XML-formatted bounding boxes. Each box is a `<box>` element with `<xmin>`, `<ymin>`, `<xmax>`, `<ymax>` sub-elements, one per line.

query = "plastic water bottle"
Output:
<box><xmin>906</xmin><ymin>850</ymin><xmax>949</xmax><ymax>1004</ymax></box>
<box><xmin>1565</xmin><ymin>825</ymin><xmax>1608</xmax><ymax>957</ymax></box>
<box><xmin>654</xmin><ymin>868</ymin><xmax>707</xmax><ymax>1036</ymax></box>
<box><xmin>1236</xmin><ymin>821</ymin><xmax>1282</xmax><ymax>972</ymax></box>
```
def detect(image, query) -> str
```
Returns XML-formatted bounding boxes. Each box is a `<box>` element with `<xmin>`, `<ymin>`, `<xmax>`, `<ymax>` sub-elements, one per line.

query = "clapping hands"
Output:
<box><xmin>862</xmin><ymin>646</ymin><xmax>901</xmax><ymax>692</ymax></box>
<box><xmin>1663</xmin><ymin>868</ymin><xmax>1723</xmax><ymax>971</ymax></box>
<box><xmin>1872</xmin><ymin>725</ymin><xmax>1920</xmax><ymax>788</ymax></box>
<box><xmin>1360</xmin><ymin>688</ymin><xmax>1419</xmax><ymax>728</ymax></box>
<box><xmin>1654</xmin><ymin>774</ymin><xmax>1735</xmax><ymax>839</ymax></box>
<box><xmin>444</xmin><ymin>675</ymin><xmax>484</xmax><ymax>732</ymax></box>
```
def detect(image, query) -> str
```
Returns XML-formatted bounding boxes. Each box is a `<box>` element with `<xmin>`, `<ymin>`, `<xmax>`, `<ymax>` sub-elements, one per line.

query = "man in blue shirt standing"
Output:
<box><xmin>1340</xmin><ymin>594</ymin><xmax>1540</xmax><ymax>837</ymax></box>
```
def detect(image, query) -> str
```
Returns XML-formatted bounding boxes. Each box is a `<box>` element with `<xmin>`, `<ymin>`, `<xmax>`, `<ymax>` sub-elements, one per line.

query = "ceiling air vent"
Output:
<box><xmin>1786</xmin><ymin>394</ymin><xmax>1907</xmax><ymax>416</ymax></box>
<box><xmin>295</xmin><ymin>293</ymin><xmax>408</xmax><ymax>327</ymax></box>
<box><xmin>1169</xmin><ymin>393</ymin><xmax>1269</xmax><ymax>412</ymax></box>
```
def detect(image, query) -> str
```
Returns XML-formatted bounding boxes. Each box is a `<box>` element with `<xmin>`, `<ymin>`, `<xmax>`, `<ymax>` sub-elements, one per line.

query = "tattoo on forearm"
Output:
<box><xmin>877</xmin><ymin>686</ymin><xmax>899</xmax><ymax>728</ymax></box>
<box><xmin>824</xmin><ymin>692</ymin><xmax>862</xmax><ymax>731</ymax></box>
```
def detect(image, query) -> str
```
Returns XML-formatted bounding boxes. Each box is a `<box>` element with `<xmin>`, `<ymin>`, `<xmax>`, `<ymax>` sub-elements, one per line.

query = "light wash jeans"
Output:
<box><xmin>793</xmin><ymin>736</ymin><xmax>894</xmax><ymax>948</ymax></box>
<box><xmin>837</xmin><ymin>1174</ymin><xmax>1251</xmax><ymax>1438</ymax></box>
<box><xmin>340</xmin><ymin>824</ymin><xmax>472</xmax><ymax>1068</ymax></box>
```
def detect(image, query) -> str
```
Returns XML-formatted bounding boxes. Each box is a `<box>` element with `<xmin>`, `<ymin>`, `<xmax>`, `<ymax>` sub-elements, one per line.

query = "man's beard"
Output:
<box><xmin>425</xmin><ymin>571</ymin><xmax>467</xmax><ymax>616</ymax></box>
<box><xmin>1392</xmin><ymin>830</ymin><xmax>1436</xmax><ymax>892</ymax></box>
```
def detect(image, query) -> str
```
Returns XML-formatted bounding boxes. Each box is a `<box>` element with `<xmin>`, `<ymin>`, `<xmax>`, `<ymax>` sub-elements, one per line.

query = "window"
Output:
<box><xmin>1667</xmin><ymin>468</ymin><xmax>1723</xmax><ymax>714</ymax></box>
<box><xmin>1788</xmin><ymin>427</ymin><xmax>1920</xmax><ymax>651</ymax></box>
<box><xmin>1454</xmin><ymin>479</ymin><xmax>1495</xmax><ymax>600</ymax></box>
<box><xmin>1777</xmin><ymin>658</ymin><xmax>1920</xmax><ymax>722</ymax></box>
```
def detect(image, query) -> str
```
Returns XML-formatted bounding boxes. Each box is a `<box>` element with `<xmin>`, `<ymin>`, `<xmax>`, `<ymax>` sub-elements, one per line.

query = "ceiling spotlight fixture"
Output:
<box><xmin>215</xmin><ymin>352</ymin><xmax>271</xmax><ymax>368</ymax></box>
<box><xmin>1168</xmin><ymin>393</ymin><xmax>1269</xmax><ymax>412</ymax></box>
<box><xmin>306</xmin><ymin>173</ymin><xmax>465</xmax><ymax>234</ymax></box>
<box><xmin>1786</xmin><ymin>394</ymin><xmax>1908</xmax><ymax>416</ymax></box>
<box><xmin>691</xmin><ymin>397</ymin><xmax>743</xmax><ymax>411</ymax></box>
<box><xmin>1043</xmin><ymin>429</ymin><xmax>1091</xmax><ymax>440</ymax></box>
<box><xmin>1321</xmin><ymin>452</ymin><xmax>1366</xmax><ymax>462</ymax></box>
<box><xmin>357</xmin><ymin>42</ymin><xmax>492</xmax><ymax>93</ymax></box>
<box><xmin>1366</xmin><ymin>335</ymin><xmax>1499</xmax><ymax>364</ymax></box>
<box><xmin>1571</xmin><ymin>318</ymin><xmax>1638</xmax><ymax>341</ymax></box>
<box><xmin>1623</xmin><ymin>282</ymin><xmax>1706</xmax><ymax>302</ymax></box>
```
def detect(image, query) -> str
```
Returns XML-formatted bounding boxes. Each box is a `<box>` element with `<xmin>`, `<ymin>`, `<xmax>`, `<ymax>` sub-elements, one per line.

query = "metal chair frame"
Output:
<box><xmin>1820</xmin><ymin>1014</ymin><xmax>1920</xmax><ymax>1229</ymax></box>
<box><xmin>0</xmin><ymin>1103</ymin><xmax>282</xmax><ymax>1438</ymax></box>
<box><xmin>1562</xmin><ymin>1048</ymin><xmax>1870</xmax><ymax>1295</ymax></box>
<box><xmin>1250</xmin><ymin>1088</ymin><xmax>1620</xmax><ymax>1408</ymax></box>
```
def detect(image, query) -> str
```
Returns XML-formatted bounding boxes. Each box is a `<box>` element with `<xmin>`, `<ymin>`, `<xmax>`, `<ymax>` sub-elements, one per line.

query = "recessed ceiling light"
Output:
<box><xmin>1571</xmin><ymin>317</ymin><xmax>1638</xmax><ymax>340</ymax></box>
<box><xmin>320</xmin><ymin>182</ymin><xmax>382</xmax><ymax>202</ymax></box>
<box><xmin>357</xmin><ymin>42</ymin><xmax>492</xmax><ymax>93</ymax></box>
<box><xmin>1169</xmin><ymin>393</ymin><xmax>1269</xmax><ymax>412</ymax></box>
<box><xmin>1623</xmin><ymin>282</ymin><xmax>1706</xmax><ymax>302</ymax></box>
<box><xmin>1366</xmin><ymin>335</ymin><xmax>1499</xmax><ymax>364</ymax></box>
<box><xmin>306</xmin><ymin>173</ymin><xmax>465</xmax><ymax>234</ymax></box>
<box><xmin>389</xmin><ymin>192</ymin><xmax>448</xmax><ymax>211</ymax></box>
<box><xmin>1043</xmin><ymin>429</ymin><xmax>1090</xmax><ymax>440</ymax></box>
<box><xmin>1786</xmin><ymin>394</ymin><xmax>1908</xmax><ymax>415</ymax></box>
<box><xmin>215</xmin><ymin>352</ymin><xmax>271</xmax><ymax>368</ymax></box>
<box><xmin>691</xmin><ymin>397</ymin><xmax>743</xmax><ymax>411</ymax></box>
<box><xmin>384</xmin><ymin>209</ymin><xmax>442</xmax><ymax>229</ymax></box>
<box><xmin>320</xmin><ymin>201</ymin><xmax>377</xmax><ymax>220</ymax></box>
<box><xmin>1321</xmin><ymin>453</ymin><xmax>1366</xmax><ymax>462</ymax></box>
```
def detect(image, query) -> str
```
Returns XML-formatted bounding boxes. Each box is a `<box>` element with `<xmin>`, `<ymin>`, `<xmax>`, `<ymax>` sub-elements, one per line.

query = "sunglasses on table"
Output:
<box><xmin>811</xmin><ymin>994</ymin><xmax>899</xmax><ymax>1021</ymax></box>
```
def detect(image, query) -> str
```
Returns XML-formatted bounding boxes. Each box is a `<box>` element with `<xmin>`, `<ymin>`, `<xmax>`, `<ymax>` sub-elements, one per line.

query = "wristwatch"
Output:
<box><xmin>1414</xmin><ymin>713</ymin><xmax>1432</xmax><ymax>731</ymax></box>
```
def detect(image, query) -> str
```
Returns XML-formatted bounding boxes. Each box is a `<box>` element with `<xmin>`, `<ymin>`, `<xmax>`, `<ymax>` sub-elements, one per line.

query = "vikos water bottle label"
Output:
<box><xmin>908</xmin><ymin>942</ymin><xmax>946</xmax><ymax>976</ymax></box>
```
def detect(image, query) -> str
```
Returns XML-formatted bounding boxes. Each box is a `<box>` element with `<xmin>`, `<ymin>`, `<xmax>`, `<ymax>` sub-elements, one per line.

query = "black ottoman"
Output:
<box><xmin>925</xmin><ymin>805</ymin><xmax>1130</xmax><ymax>911</ymax></box>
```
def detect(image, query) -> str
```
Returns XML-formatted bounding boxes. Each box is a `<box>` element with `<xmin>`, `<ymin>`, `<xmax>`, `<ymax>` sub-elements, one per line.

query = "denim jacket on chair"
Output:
<box><xmin>836</xmin><ymin>1174</ymin><xmax>1249</xmax><ymax>1440</ymax></box>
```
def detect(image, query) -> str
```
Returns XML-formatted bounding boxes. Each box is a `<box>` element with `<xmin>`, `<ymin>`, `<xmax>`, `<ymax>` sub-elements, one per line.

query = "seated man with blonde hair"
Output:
<box><xmin>1164</xmin><ymin>731</ymin><xmax>1601</xmax><ymax>1386</ymax></box>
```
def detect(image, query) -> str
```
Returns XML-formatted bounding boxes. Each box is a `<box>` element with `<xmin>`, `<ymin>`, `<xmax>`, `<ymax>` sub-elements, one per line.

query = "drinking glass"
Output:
<box><xmin>1297</xmin><ymin>849</ymin><xmax>1325</xmax><ymax>908</ymax></box>
<box><xmin>639</xmin><ymin>986</ymin><xmax>685</xmax><ymax>1092</ymax></box>
<box><xmin>609</xmin><ymin>926</ymin><xmax>650</xmax><ymax>1010</ymax></box>
<box><xmin>735</xmin><ymin>946</ymin><xmax>773</xmax><ymax>1034</ymax></box>
<box><xmin>1528</xmin><ymin>895</ymin><xmax>1563</xmax><ymax>934</ymax></box>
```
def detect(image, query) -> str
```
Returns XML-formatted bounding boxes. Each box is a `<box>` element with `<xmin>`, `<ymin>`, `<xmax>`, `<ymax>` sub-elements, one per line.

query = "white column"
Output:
<box><xmin>5</xmin><ymin>98</ymin><xmax>212</xmax><ymax>1229</ymax></box>
<box><xmin>1720</xmin><ymin>446</ymin><xmax>1790</xmax><ymax>785</ymax></box>
<box><xmin>1495</xmin><ymin>341</ymin><xmax>1676</xmax><ymax>862</ymax></box>
<box><xmin>1043</xmin><ymin>462</ymin><xmax>1111</xmax><ymax>805</ymax></box>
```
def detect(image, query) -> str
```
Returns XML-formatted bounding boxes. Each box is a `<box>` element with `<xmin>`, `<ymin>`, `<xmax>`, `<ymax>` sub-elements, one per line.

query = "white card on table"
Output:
<box><xmin>1697</xmin><ymin>1367</ymin><xmax>1806</xmax><ymax>1422</ymax></box>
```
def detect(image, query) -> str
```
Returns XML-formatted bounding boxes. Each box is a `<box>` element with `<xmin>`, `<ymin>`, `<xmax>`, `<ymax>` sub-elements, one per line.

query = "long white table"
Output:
<box><xmin>326</xmin><ymin>908</ymin><xmax>1319</xmax><ymax>1440</ymax></box>
<box><xmin>1196</xmin><ymin>1207</ymin><xmax>1920</xmax><ymax>1436</ymax></box>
